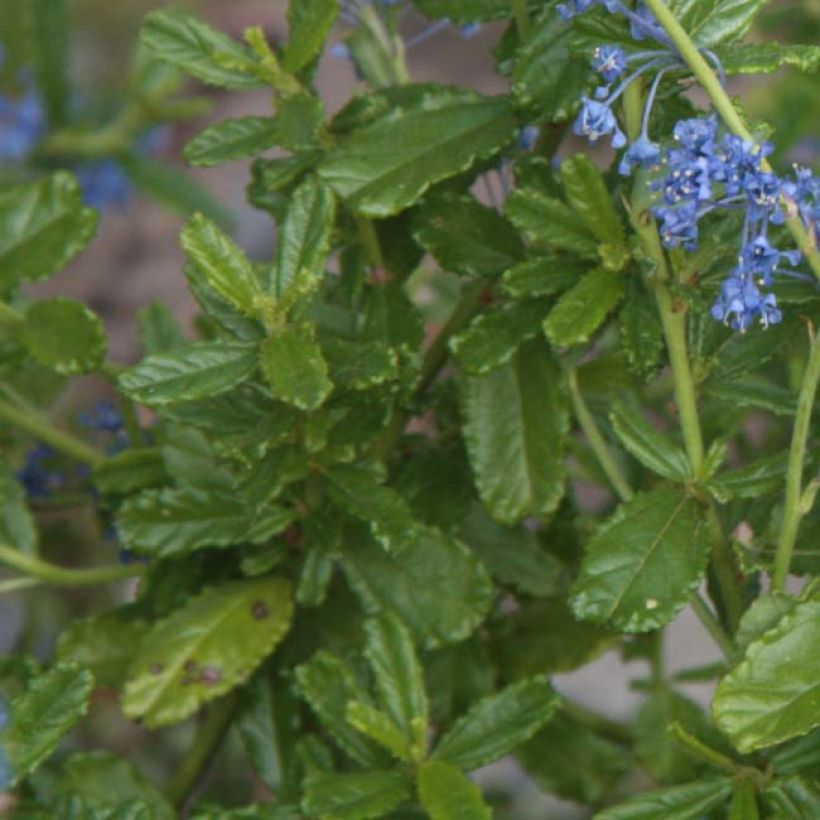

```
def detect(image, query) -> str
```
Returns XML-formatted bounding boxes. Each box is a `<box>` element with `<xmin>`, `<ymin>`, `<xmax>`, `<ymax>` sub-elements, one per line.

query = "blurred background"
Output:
<box><xmin>1</xmin><ymin>0</ymin><xmax>817</xmax><ymax>816</ymax></box>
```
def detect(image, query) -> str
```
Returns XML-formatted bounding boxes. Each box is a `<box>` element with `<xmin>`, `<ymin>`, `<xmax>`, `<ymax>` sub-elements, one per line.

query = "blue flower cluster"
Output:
<box><xmin>559</xmin><ymin>0</ymin><xmax>818</xmax><ymax>331</ymax></box>
<box><xmin>16</xmin><ymin>445</ymin><xmax>65</xmax><ymax>500</ymax></box>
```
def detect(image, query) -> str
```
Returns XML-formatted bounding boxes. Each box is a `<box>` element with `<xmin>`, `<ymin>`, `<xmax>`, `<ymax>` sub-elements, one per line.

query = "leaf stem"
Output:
<box><xmin>356</xmin><ymin>216</ymin><xmax>386</xmax><ymax>275</ymax></box>
<box><xmin>689</xmin><ymin>592</ymin><xmax>733</xmax><ymax>661</ymax></box>
<box><xmin>567</xmin><ymin>369</ymin><xmax>633</xmax><ymax>503</ymax></box>
<box><xmin>668</xmin><ymin>721</ymin><xmax>738</xmax><ymax>773</ymax></box>
<box><xmin>511</xmin><ymin>0</ymin><xmax>532</xmax><ymax>40</ymax></box>
<box><xmin>772</xmin><ymin>328</ymin><xmax>820</xmax><ymax>590</ymax></box>
<box><xmin>167</xmin><ymin>694</ymin><xmax>238</xmax><ymax>812</ymax></box>
<box><xmin>706</xmin><ymin>501</ymin><xmax>744</xmax><ymax>632</ymax></box>
<box><xmin>0</xmin><ymin>395</ymin><xmax>104</xmax><ymax>466</ymax></box>
<box><xmin>642</xmin><ymin>0</ymin><xmax>820</xmax><ymax>279</ymax></box>
<box><xmin>0</xmin><ymin>544</ymin><xmax>144</xmax><ymax>587</ymax></box>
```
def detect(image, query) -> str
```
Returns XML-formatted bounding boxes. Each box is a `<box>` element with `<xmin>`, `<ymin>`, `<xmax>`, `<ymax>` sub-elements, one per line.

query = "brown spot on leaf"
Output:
<box><xmin>199</xmin><ymin>666</ymin><xmax>222</xmax><ymax>685</ymax></box>
<box><xmin>251</xmin><ymin>600</ymin><xmax>270</xmax><ymax>620</ymax></box>
<box><xmin>150</xmin><ymin>663</ymin><xmax>164</xmax><ymax>676</ymax></box>
<box><xmin>183</xmin><ymin>660</ymin><xmax>198</xmax><ymax>673</ymax></box>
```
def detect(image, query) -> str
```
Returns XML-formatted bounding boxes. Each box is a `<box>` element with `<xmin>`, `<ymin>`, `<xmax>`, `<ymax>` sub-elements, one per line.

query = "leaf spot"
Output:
<box><xmin>645</xmin><ymin>598</ymin><xmax>658</xmax><ymax>610</ymax></box>
<box><xmin>251</xmin><ymin>600</ymin><xmax>270</xmax><ymax>620</ymax></box>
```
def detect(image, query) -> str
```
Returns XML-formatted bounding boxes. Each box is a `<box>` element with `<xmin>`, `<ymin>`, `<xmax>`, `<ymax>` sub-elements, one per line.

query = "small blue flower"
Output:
<box><xmin>592</xmin><ymin>45</ymin><xmax>627</xmax><ymax>84</ymax></box>
<box><xmin>742</xmin><ymin>236</ymin><xmax>801</xmax><ymax>286</ymax></box>
<box><xmin>711</xmin><ymin>273</ymin><xmax>781</xmax><ymax>331</ymax></box>
<box><xmin>557</xmin><ymin>0</ymin><xmax>597</xmax><ymax>21</ymax></box>
<box><xmin>619</xmin><ymin>134</ymin><xmax>660</xmax><ymax>175</ymax></box>
<box><xmin>460</xmin><ymin>23</ymin><xmax>482</xmax><ymax>38</ymax></box>
<box><xmin>330</xmin><ymin>42</ymin><xmax>350</xmax><ymax>60</ymax></box>
<box><xmin>79</xmin><ymin>400</ymin><xmax>124</xmax><ymax>433</ymax></box>
<box><xmin>518</xmin><ymin>125</ymin><xmax>540</xmax><ymax>151</ymax></box>
<box><xmin>654</xmin><ymin>199</ymin><xmax>699</xmax><ymax>250</ymax></box>
<box><xmin>0</xmin><ymin>85</ymin><xmax>46</xmax><ymax>162</ymax></box>
<box><xmin>75</xmin><ymin>159</ymin><xmax>131</xmax><ymax>209</ymax></box>
<box><xmin>673</xmin><ymin>115</ymin><xmax>719</xmax><ymax>156</ymax></box>
<box><xmin>16</xmin><ymin>445</ymin><xmax>65</xmax><ymax>499</ymax></box>
<box><xmin>572</xmin><ymin>97</ymin><xmax>627</xmax><ymax>148</ymax></box>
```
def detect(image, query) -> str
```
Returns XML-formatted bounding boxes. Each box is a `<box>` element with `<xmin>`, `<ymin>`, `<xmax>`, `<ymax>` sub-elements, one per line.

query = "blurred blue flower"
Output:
<box><xmin>74</xmin><ymin>159</ymin><xmax>131</xmax><ymax>209</ymax></box>
<box><xmin>16</xmin><ymin>445</ymin><xmax>65</xmax><ymax>500</ymax></box>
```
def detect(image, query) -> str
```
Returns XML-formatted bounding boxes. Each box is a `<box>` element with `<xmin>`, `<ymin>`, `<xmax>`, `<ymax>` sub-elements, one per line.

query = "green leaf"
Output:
<box><xmin>511</xmin><ymin>12</ymin><xmax>593</xmax><ymax>120</ymax></box>
<box><xmin>119</xmin><ymin>342</ymin><xmax>258</xmax><ymax>407</ymax></box>
<box><xmin>411</xmin><ymin>190</ymin><xmax>524</xmax><ymax>277</ymax></box>
<box><xmin>729</xmin><ymin>780</ymin><xmax>759</xmax><ymax>820</ymax></box>
<box><xmin>713</xmin><ymin>597</ymin><xmax>820</xmax><ymax>753</ymax></box>
<box><xmin>433</xmin><ymin>678</ymin><xmax>558</xmax><ymax>771</ymax></box>
<box><xmin>0</xmin><ymin>465</ymin><xmax>37</xmax><ymax>554</ymax></box>
<box><xmin>544</xmin><ymin>267</ymin><xmax>624</xmax><ymax>348</ymax></box>
<box><xmin>322</xmin><ymin>338</ymin><xmax>398</xmax><ymax>390</ymax></box>
<box><xmin>318</xmin><ymin>86</ymin><xmax>515</xmax><ymax>217</ymax></box>
<box><xmin>92</xmin><ymin>449</ymin><xmax>167</xmax><ymax>496</ymax></box>
<box><xmin>123</xmin><ymin>577</ymin><xmax>293</xmax><ymax>727</ymax></box>
<box><xmin>295</xmin><ymin>651</ymin><xmax>386</xmax><ymax>767</ymax></box>
<box><xmin>259</xmin><ymin>327</ymin><xmax>332</xmax><ymax>411</ymax></box>
<box><xmin>451</xmin><ymin>300</ymin><xmax>547</xmax><ymax>376</ymax></box>
<box><xmin>669</xmin><ymin>0</ymin><xmax>767</xmax><ymax>47</ymax></box>
<box><xmin>140</xmin><ymin>10</ymin><xmax>262</xmax><ymax>88</ymax></box>
<box><xmin>412</xmin><ymin>0</ymin><xmax>509</xmax><ymax>23</ymax></box>
<box><xmin>501</xmin><ymin>256</ymin><xmax>584</xmax><ymax>299</ymax></box>
<box><xmin>57</xmin><ymin>612</ymin><xmax>150</xmax><ymax>689</ymax></box>
<box><xmin>184</xmin><ymin>117</ymin><xmax>282</xmax><ymax>167</ymax></box>
<box><xmin>345</xmin><ymin>701</ymin><xmax>411</xmax><ymax>760</ymax></box>
<box><xmin>462</xmin><ymin>341</ymin><xmax>568</xmax><ymax>524</ymax></box>
<box><xmin>26</xmin><ymin>0</ymin><xmax>69</xmax><ymax>126</ymax></box>
<box><xmin>714</xmin><ymin>43</ymin><xmax>820</xmax><ymax>75</ymax></box>
<box><xmin>735</xmin><ymin>593</ymin><xmax>797</xmax><ymax>653</ymax></box>
<box><xmin>283</xmin><ymin>0</ymin><xmax>339</xmax><ymax>72</ymax></box>
<box><xmin>417</xmin><ymin>760</ymin><xmax>491</xmax><ymax>820</ymax></box>
<box><xmin>117</xmin><ymin>487</ymin><xmax>294</xmax><ymax>559</ymax></box>
<box><xmin>302</xmin><ymin>770</ymin><xmax>411</xmax><ymax>819</ymax></box>
<box><xmin>505</xmin><ymin>188</ymin><xmax>598</xmax><ymax>258</ymax></box>
<box><xmin>181</xmin><ymin>213</ymin><xmax>262</xmax><ymax>316</ymax></box>
<box><xmin>4</xmin><ymin>663</ymin><xmax>94</xmax><ymax>784</ymax></box>
<box><xmin>560</xmin><ymin>155</ymin><xmax>627</xmax><ymax>270</ymax></box>
<box><xmin>340</xmin><ymin>526</ymin><xmax>493</xmax><ymax>648</ymax></box>
<box><xmin>619</xmin><ymin>273</ymin><xmax>664</xmax><ymax>381</ymax></box>
<box><xmin>274</xmin><ymin>177</ymin><xmax>336</xmax><ymax>297</ymax></box>
<box><xmin>138</xmin><ymin>301</ymin><xmax>187</xmax><ymax>355</ymax></box>
<box><xmin>704</xmin><ymin>379</ymin><xmax>797</xmax><ymax>417</ymax></box>
<box><xmin>364</xmin><ymin>613</ymin><xmax>428</xmax><ymax>756</ymax></box>
<box><xmin>0</xmin><ymin>172</ymin><xmax>97</xmax><ymax>290</ymax></box>
<box><xmin>706</xmin><ymin>453</ymin><xmax>791</xmax><ymax>503</ymax></box>
<box><xmin>517</xmin><ymin>713</ymin><xmax>630</xmax><ymax>805</ymax></box>
<box><xmin>595</xmin><ymin>778</ymin><xmax>733</xmax><ymax>819</ymax></box>
<box><xmin>609</xmin><ymin>401</ymin><xmax>691</xmax><ymax>481</ymax></box>
<box><xmin>570</xmin><ymin>487</ymin><xmax>711</xmax><ymax>632</ymax></box>
<box><xmin>764</xmin><ymin>776</ymin><xmax>820</xmax><ymax>819</ymax></box>
<box><xmin>55</xmin><ymin>752</ymin><xmax>174</xmax><ymax>819</ymax></box>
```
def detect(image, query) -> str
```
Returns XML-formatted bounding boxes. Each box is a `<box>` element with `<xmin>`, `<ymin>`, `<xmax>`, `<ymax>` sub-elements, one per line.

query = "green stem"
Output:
<box><xmin>668</xmin><ymin>722</ymin><xmax>738</xmax><ymax>773</ymax></box>
<box><xmin>772</xmin><ymin>330</ymin><xmax>820</xmax><ymax>590</ymax></box>
<box><xmin>568</xmin><ymin>369</ymin><xmax>633</xmax><ymax>503</ymax></box>
<box><xmin>0</xmin><ymin>396</ymin><xmax>103</xmax><ymax>466</ymax></box>
<box><xmin>167</xmin><ymin>695</ymin><xmax>237</xmax><ymax>812</ymax></box>
<box><xmin>560</xmin><ymin>698</ymin><xmax>633</xmax><ymax>745</ymax></box>
<box><xmin>511</xmin><ymin>0</ymin><xmax>532</xmax><ymax>40</ymax></box>
<box><xmin>642</xmin><ymin>0</ymin><xmax>820</xmax><ymax>279</ymax></box>
<box><xmin>689</xmin><ymin>592</ymin><xmax>734</xmax><ymax>661</ymax></box>
<box><xmin>0</xmin><ymin>544</ymin><xmax>144</xmax><ymax>587</ymax></box>
<box><xmin>623</xmin><ymin>80</ymin><xmax>643</xmax><ymax>143</ymax></box>
<box><xmin>0</xmin><ymin>577</ymin><xmax>43</xmax><ymax>595</ymax></box>
<box><xmin>356</xmin><ymin>216</ymin><xmax>386</xmax><ymax>275</ymax></box>
<box><xmin>706</xmin><ymin>502</ymin><xmax>744</xmax><ymax>633</ymax></box>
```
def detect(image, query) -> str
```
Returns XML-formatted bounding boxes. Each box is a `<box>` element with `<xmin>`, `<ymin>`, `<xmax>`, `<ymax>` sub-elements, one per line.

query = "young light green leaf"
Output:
<box><xmin>713</xmin><ymin>598</ymin><xmax>820</xmax><ymax>753</ymax></box>
<box><xmin>0</xmin><ymin>172</ymin><xmax>97</xmax><ymax>290</ymax></box>
<box><xmin>302</xmin><ymin>770</ymin><xmax>412</xmax><ymax>819</ymax></box>
<box><xmin>322</xmin><ymin>338</ymin><xmax>398</xmax><ymax>390</ymax></box>
<box><xmin>274</xmin><ymin>177</ymin><xmax>336</xmax><ymax>297</ymax></box>
<box><xmin>4</xmin><ymin>663</ymin><xmax>94</xmax><ymax>784</ymax></box>
<box><xmin>411</xmin><ymin>190</ymin><xmax>524</xmax><ymax>277</ymax></box>
<box><xmin>364</xmin><ymin>613</ymin><xmax>428</xmax><ymax>756</ymax></box>
<box><xmin>432</xmin><ymin>678</ymin><xmax>558</xmax><ymax>771</ymax></box>
<box><xmin>595</xmin><ymin>778</ymin><xmax>733</xmax><ymax>819</ymax></box>
<box><xmin>295</xmin><ymin>651</ymin><xmax>386</xmax><ymax>767</ymax></box>
<box><xmin>505</xmin><ymin>188</ymin><xmax>598</xmax><ymax>258</ymax></box>
<box><xmin>609</xmin><ymin>401</ymin><xmax>691</xmax><ymax>481</ymax></box>
<box><xmin>570</xmin><ymin>488</ymin><xmax>711</xmax><ymax>632</ymax></box>
<box><xmin>0</xmin><ymin>465</ymin><xmax>37</xmax><ymax>554</ymax></box>
<box><xmin>714</xmin><ymin>43</ymin><xmax>820</xmax><ymax>74</ymax></box>
<box><xmin>706</xmin><ymin>452</ymin><xmax>792</xmax><ymax>503</ymax></box>
<box><xmin>119</xmin><ymin>342</ymin><xmax>258</xmax><ymax>406</ymax></box>
<box><xmin>544</xmin><ymin>268</ymin><xmax>624</xmax><ymax>348</ymax></box>
<box><xmin>462</xmin><ymin>342</ymin><xmax>568</xmax><ymax>525</ymax></box>
<box><xmin>318</xmin><ymin>86</ymin><xmax>515</xmax><ymax>217</ymax></box>
<box><xmin>451</xmin><ymin>300</ymin><xmax>548</xmax><ymax>376</ymax></box>
<box><xmin>670</xmin><ymin>0</ymin><xmax>768</xmax><ymax>48</ymax></box>
<box><xmin>181</xmin><ymin>214</ymin><xmax>262</xmax><ymax>316</ymax></box>
<box><xmin>282</xmin><ymin>0</ymin><xmax>339</xmax><ymax>72</ymax></box>
<box><xmin>417</xmin><ymin>760</ymin><xmax>491</xmax><ymax>820</ymax></box>
<box><xmin>123</xmin><ymin>578</ymin><xmax>293</xmax><ymax>727</ymax></box>
<box><xmin>341</xmin><ymin>526</ymin><xmax>493</xmax><ymax>648</ymax></box>
<box><xmin>259</xmin><ymin>327</ymin><xmax>332</xmax><ymax>411</ymax></box>
<box><xmin>116</xmin><ymin>487</ymin><xmax>294</xmax><ymax>559</ymax></box>
<box><xmin>345</xmin><ymin>701</ymin><xmax>411</xmax><ymax>761</ymax></box>
<box><xmin>138</xmin><ymin>301</ymin><xmax>187</xmax><ymax>355</ymax></box>
<box><xmin>140</xmin><ymin>10</ymin><xmax>262</xmax><ymax>88</ymax></box>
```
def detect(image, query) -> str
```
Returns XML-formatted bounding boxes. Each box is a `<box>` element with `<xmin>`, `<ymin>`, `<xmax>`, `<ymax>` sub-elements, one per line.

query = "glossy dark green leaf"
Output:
<box><xmin>501</xmin><ymin>256</ymin><xmax>584</xmax><ymax>299</ymax></box>
<box><xmin>0</xmin><ymin>172</ymin><xmax>97</xmax><ymax>290</ymax></box>
<box><xmin>0</xmin><ymin>465</ymin><xmax>37</xmax><ymax>554</ymax></box>
<box><xmin>4</xmin><ymin>663</ymin><xmax>94</xmax><ymax>784</ymax></box>
<box><xmin>714</xmin><ymin>43</ymin><xmax>820</xmax><ymax>74</ymax></box>
<box><xmin>505</xmin><ymin>188</ymin><xmax>598</xmax><ymax>258</ymax></box>
<box><xmin>282</xmin><ymin>0</ymin><xmax>339</xmax><ymax>72</ymax></box>
<box><xmin>713</xmin><ymin>597</ymin><xmax>820</xmax><ymax>753</ymax></box>
<box><xmin>295</xmin><ymin>651</ymin><xmax>386</xmax><ymax>767</ymax></box>
<box><xmin>595</xmin><ymin>778</ymin><xmax>733</xmax><ymax>819</ymax></box>
<box><xmin>123</xmin><ymin>577</ymin><xmax>293</xmax><ymax>727</ymax></box>
<box><xmin>116</xmin><ymin>487</ymin><xmax>294</xmax><ymax>558</ymax></box>
<box><xmin>341</xmin><ymin>526</ymin><xmax>493</xmax><ymax>648</ymax></box>
<box><xmin>274</xmin><ymin>177</ymin><xmax>336</xmax><ymax>298</ymax></box>
<box><xmin>318</xmin><ymin>86</ymin><xmax>515</xmax><ymax>217</ymax></box>
<box><xmin>571</xmin><ymin>488</ymin><xmax>711</xmax><ymax>632</ymax></box>
<box><xmin>451</xmin><ymin>300</ymin><xmax>547</xmax><ymax>376</ymax></box>
<box><xmin>302</xmin><ymin>770</ymin><xmax>411</xmax><ymax>819</ymax></box>
<box><xmin>609</xmin><ymin>401</ymin><xmax>691</xmax><ymax>481</ymax></box>
<box><xmin>411</xmin><ymin>190</ymin><xmax>524</xmax><ymax>277</ymax></box>
<box><xmin>544</xmin><ymin>268</ymin><xmax>624</xmax><ymax>348</ymax></box>
<box><xmin>417</xmin><ymin>760</ymin><xmax>491</xmax><ymax>820</ymax></box>
<box><xmin>462</xmin><ymin>341</ymin><xmax>568</xmax><ymax>524</ymax></box>
<box><xmin>119</xmin><ymin>342</ymin><xmax>258</xmax><ymax>406</ymax></box>
<box><xmin>669</xmin><ymin>0</ymin><xmax>768</xmax><ymax>47</ymax></box>
<box><xmin>433</xmin><ymin>677</ymin><xmax>558</xmax><ymax>771</ymax></box>
<box><xmin>140</xmin><ymin>10</ymin><xmax>262</xmax><ymax>88</ymax></box>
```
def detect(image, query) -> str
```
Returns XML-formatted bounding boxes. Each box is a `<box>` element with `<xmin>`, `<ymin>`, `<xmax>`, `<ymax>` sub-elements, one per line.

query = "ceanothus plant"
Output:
<box><xmin>0</xmin><ymin>0</ymin><xmax>819</xmax><ymax>817</ymax></box>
